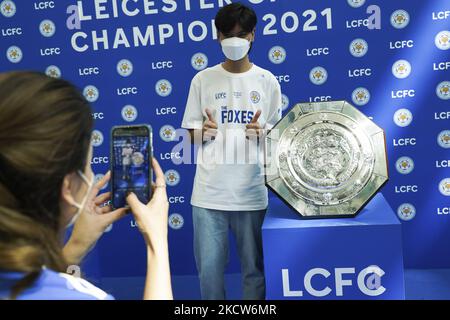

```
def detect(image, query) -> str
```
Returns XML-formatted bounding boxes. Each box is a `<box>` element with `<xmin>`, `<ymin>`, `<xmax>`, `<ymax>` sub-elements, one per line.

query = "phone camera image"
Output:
<box><xmin>112</xmin><ymin>134</ymin><xmax>150</xmax><ymax>209</ymax></box>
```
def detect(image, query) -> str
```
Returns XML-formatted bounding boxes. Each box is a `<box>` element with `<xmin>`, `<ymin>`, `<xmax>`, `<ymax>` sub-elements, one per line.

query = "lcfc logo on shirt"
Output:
<box><xmin>159</xmin><ymin>125</ymin><xmax>176</xmax><ymax>142</ymax></box>
<box><xmin>155</xmin><ymin>79</ymin><xmax>172</xmax><ymax>97</ymax></box>
<box><xmin>168</xmin><ymin>213</ymin><xmax>184</xmax><ymax>230</ymax></box>
<box><xmin>165</xmin><ymin>169</ymin><xmax>180</xmax><ymax>187</ymax></box>
<box><xmin>39</xmin><ymin>19</ymin><xmax>56</xmax><ymax>37</ymax></box>
<box><xmin>352</xmin><ymin>87</ymin><xmax>370</xmax><ymax>106</ymax></box>
<box><xmin>121</xmin><ymin>105</ymin><xmax>138</xmax><ymax>122</ymax></box>
<box><xmin>437</xmin><ymin>130</ymin><xmax>450</xmax><ymax>149</ymax></box>
<box><xmin>391</xmin><ymin>10</ymin><xmax>410</xmax><ymax>29</ymax></box>
<box><xmin>436</xmin><ymin>81</ymin><xmax>450</xmax><ymax>100</ymax></box>
<box><xmin>215</xmin><ymin>92</ymin><xmax>227</xmax><ymax>100</ymax></box>
<box><xmin>397</xmin><ymin>203</ymin><xmax>416</xmax><ymax>221</ymax></box>
<box><xmin>191</xmin><ymin>53</ymin><xmax>208</xmax><ymax>71</ymax></box>
<box><xmin>282</xmin><ymin>94</ymin><xmax>290</xmax><ymax>112</ymax></box>
<box><xmin>6</xmin><ymin>45</ymin><xmax>22</xmax><ymax>63</ymax></box>
<box><xmin>91</xmin><ymin>130</ymin><xmax>104</xmax><ymax>147</ymax></box>
<box><xmin>396</xmin><ymin>156</ymin><xmax>414</xmax><ymax>174</ymax></box>
<box><xmin>392</xmin><ymin>60</ymin><xmax>412</xmax><ymax>79</ymax></box>
<box><xmin>45</xmin><ymin>65</ymin><xmax>61</xmax><ymax>78</ymax></box>
<box><xmin>83</xmin><ymin>85</ymin><xmax>99</xmax><ymax>102</ymax></box>
<box><xmin>117</xmin><ymin>59</ymin><xmax>133</xmax><ymax>77</ymax></box>
<box><xmin>347</xmin><ymin>0</ymin><xmax>365</xmax><ymax>8</ymax></box>
<box><xmin>349</xmin><ymin>39</ymin><xmax>368</xmax><ymax>58</ymax></box>
<box><xmin>435</xmin><ymin>31</ymin><xmax>450</xmax><ymax>50</ymax></box>
<box><xmin>0</xmin><ymin>0</ymin><xmax>15</xmax><ymax>17</ymax></box>
<box><xmin>250</xmin><ymin>91</ymin><xmax>261</xmax><ymax>104</ymax></box>
<box><xmin>393</xmin><ymin>108</ymin><xmax>413</xmax><ymax>127</ymax></box>
<box><xmin>269</xmin><ymin>46</ymin><xmax>286</xmax><ymax>64</ymax></box>
<box><xmin>309</xmin><ymin>67</ymin><xmax>328</xmax><ymax>85</ymax></box>
<box><xmin>439</xmin><ymin>178</ymin><xmax>450</xmax><ymax>196</ymax></box>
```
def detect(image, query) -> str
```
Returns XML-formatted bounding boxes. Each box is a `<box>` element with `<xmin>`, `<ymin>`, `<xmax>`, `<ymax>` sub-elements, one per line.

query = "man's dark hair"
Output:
<box><xmin>215</xmin><ymin>3</ymin><xmax>257</xmax><ymax>36</ymax></box>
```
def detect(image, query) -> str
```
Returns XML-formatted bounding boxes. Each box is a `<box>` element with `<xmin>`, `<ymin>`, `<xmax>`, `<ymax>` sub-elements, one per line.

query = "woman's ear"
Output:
<box><xmin>60</xmin><ymin>173</ymin><xmax>77</xmax><ymax>207</ymax></box>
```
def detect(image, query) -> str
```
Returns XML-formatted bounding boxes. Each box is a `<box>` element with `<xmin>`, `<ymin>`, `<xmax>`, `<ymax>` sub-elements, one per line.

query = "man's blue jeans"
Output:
<box><xmin>192</xmin><ymin>205</ymin><xmax>266</xmax><ymax>300</ymax></box>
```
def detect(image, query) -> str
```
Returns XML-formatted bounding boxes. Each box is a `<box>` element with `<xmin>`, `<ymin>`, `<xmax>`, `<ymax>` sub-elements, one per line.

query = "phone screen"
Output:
<box><xmin>111</xmin><ymin>126</ymin><xmax>152</xmax><ymax>209</ymax></box>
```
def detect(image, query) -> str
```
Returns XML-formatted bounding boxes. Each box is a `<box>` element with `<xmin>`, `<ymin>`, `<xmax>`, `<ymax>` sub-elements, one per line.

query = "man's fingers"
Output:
<box><xmin>245</xmin><ymin>123</ymin><xmax>260</xmax><ymax>130</ymax></box>
<box><xmin>205</xmin><ymin>108</ymin><xmax>216</xmax><ymax>123</ymax></box>
<box><xmin>204</xmin><ymin>120</ymin><xmax>218</xmax><ymax>130</ymax></box>
<box><xmin>250</xmin><ymin>110</ymin><xmax>261</xmax><ymax>124</ymax></box>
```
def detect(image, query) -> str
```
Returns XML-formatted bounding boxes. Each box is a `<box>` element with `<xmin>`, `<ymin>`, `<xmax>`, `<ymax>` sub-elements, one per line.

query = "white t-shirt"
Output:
<box><xmin>182</xmin><ymin>63</ymin><xmax>282</xmax><ymax>211</ymax></box>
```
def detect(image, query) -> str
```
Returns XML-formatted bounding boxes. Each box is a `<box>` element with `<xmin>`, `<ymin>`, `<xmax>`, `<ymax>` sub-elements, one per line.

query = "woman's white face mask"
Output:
<box><xmin>221</xmin><ymin>37</ymin><xmax>251</xmax><ymax>61</ymax></box>
<box><xmin>66</xmin><ymin>170</ymin><xmax>94</xmax><ymax>229</ymax></box>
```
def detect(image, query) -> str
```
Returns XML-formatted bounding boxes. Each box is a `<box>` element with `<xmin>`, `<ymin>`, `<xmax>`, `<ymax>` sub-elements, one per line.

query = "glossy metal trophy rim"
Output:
<box><xmin>265</xmin><ymin>100</ymin><xmax>389</xmax><ymax>218</ymax></box>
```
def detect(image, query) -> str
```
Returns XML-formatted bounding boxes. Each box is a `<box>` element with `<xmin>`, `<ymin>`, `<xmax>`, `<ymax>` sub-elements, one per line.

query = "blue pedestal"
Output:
<box><xmin>262</xmin><ymin>193</ymin><xmax>405</xmax><ymax>300</ymax></box>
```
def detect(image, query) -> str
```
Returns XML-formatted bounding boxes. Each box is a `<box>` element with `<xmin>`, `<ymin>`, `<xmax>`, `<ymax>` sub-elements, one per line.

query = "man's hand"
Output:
<box><xmin>246</xmin><ymin>110</ymin><xmax>263</xmax><ymax>140</ymax></box>
<box><xmin>202</xmin><ymin>108</ymin><xmax>218</xmax><ymax>142</ymax></box>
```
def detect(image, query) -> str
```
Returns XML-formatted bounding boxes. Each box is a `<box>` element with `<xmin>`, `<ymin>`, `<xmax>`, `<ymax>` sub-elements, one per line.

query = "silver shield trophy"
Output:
<box><xmin>265</xmin><ymin>101</ymin><xmax>388</xmax><ymax>218</ymax></box>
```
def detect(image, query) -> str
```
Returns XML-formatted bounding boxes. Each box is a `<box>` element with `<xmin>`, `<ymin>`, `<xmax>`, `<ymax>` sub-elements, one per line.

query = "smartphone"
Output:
<box><xmin>110</xmin><ymin>124</ymin><xmax>153</xmax><ymax>210</ymax></box>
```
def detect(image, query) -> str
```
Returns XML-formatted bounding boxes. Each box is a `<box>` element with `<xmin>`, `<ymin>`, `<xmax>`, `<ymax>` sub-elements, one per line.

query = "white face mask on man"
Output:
<box><xmin>221</xmin><ymin>37</ymin><xmax>251</xmax><ymax>61</ymax></box>
<box><xmin>66</xmin><ymin>170</ymin><xmax>94</xmax><ymax>229</ymax></box>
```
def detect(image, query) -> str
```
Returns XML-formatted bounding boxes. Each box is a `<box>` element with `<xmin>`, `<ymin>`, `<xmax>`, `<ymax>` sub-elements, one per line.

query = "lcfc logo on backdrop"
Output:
<box><xmin>436</xmin><ymin>81</ymin><xmax>450</xmax><ymax>100</ymax></box>
<box><xmin>397</xmin><ymin>203</ymin><xmax>416</xmax><ymax>221</ymax></box>
<box><xmin>309</xmin><ymin>67</ymin><xmax>328</xmax><ymax>85</ymax></box>
<box><xmin>159</xmin><ymin>125</ymin><xmax>176</xmax><ymax>142</ymax></box>
<box><xmin>437</xmin><ymin>130</ymin><xmax>450</xmax><ymax>149</ymax></box>
<box><xmin>282</xmin><ymin>94</ymin><xmax>290</xmax><ymax>112</ymax></box>
<box><xmin>392</xmin><ymin>60</ymin><xmax>412</xmax><ymax>79</ymax></box>
<box><xmin>439</xmin><ymin>178</ymin><xmax>450</xmax><ymax>196</ymax></box>
<box><xmin>349</xmin><ymin>39</ymin><xmax>368</xmax><ymax>58</ymax></box>
<box><xmin>396</xmin><ymin>156</ymin><xmax>414</xmax><ymax>174</ymax></box>
<box><xmin>269</xmin><ymin>46</ymin><xmax>286</xmax><ymax>64</ymax></box>
<box><xmin>91</xmin><ymin>130</ymin><xmax>104</xmax><ymax>147</ymax></box>
<box><xmin>391</xmin><ymin>10</ymin><xmax>410</xmax><ymax>29</ymax></box>
<box><xmin>39</xmin><ymin>19</ymin><xmax>55</xmax><ymax>37</ymax></box>
<box><xmin>393</xmin><ymin>108</ymin><xmax>413</xmax><ymax>127</ymax></box>
<box><xmin>352</xmin><ymin>87</ymin><xmax>370</xmax><ymax>106</ymax></box>
<box><xmin>45</xmin><ymin>65</ymin><xmax>61</xmax><ymax>78</ymax></box>
<box><xmin>121</xmin><ymin>105</ymin><xmax>138</xmax><ymax>122</ymax></box>
<box><xmin>191</xmin><ymin>53</ymin><xmax>208</xmax><ymax>71</ymax></box>
<box><xmin>435</xmin><ymin>31</ymin><xmax>449</xmax><ymax>50</ymax></box>
<box><xmin>117</xmin><ymin>59</ymin><xmax>133</xmax><ymax>77</ymax></box>
<box><xmin>83</xmin><ymin>85</ymin><xmax>99</xmax><ymax>102</ymax></box>
<box><xmin>165</xmin><ymin>170</ymin><xmax>180</xmax><ymax>187</ymax></box>
<box><xmin>155</xmin><ymin>79</ymin><xmax>172</xmax><ymax>97</ymax></box>
<box><xmin>168</xmin><ymin>213</ymin><xmax>184</xmax><ymax>230</ymax></box>
<box><xmin>6</xmin><ymin>45</ymin><xmax>22</xmax><ymax>63</ymax></box>
<box><xmin>0</xmin><ymin>0</ymin><xmax>15</xmax><ymax>18</ymax></box>
<box><xmin>347</xmin><ymin>0</ymin><xmax>365</xmax><ymax>8</ymax></box>
<box><xmin>250</xmin><ymin>91</ymin><xmax>261</xmax><ymax>104</ymax></box>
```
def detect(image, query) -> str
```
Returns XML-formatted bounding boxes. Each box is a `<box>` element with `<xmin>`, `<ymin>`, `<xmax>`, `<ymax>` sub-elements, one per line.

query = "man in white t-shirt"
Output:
<box><xmin>182</xmin><ymin>3</ymin><xmax>282</xmax><ymax>300</ymax></box>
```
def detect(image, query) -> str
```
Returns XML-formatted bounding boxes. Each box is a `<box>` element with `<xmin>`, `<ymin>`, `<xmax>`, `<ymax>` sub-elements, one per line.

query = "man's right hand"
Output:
<box><xmin>202</xmin><ymin>108</ymin><xmax>218</xmax><ymax>142</ymax></box>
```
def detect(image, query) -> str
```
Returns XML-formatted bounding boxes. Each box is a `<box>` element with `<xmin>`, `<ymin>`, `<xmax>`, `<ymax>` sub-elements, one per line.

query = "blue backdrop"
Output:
<box><xmin>0</xmin><ymin>0</ymin><xmax>449</xmax><ymax>279</ymax></box>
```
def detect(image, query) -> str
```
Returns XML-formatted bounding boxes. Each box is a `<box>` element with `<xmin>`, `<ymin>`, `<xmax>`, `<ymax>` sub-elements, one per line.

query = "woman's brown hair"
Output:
<box><xmin>0</xmin><ymin>71</ymin><xmax>93</xmax><ymax>298</ymax></box>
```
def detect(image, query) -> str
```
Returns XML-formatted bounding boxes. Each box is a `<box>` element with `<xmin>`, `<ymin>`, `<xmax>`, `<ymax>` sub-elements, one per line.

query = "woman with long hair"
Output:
<box><xmin>0</xmin><ymin>71</ymin><xmax>172</xmax><ymax>300</ymax></box>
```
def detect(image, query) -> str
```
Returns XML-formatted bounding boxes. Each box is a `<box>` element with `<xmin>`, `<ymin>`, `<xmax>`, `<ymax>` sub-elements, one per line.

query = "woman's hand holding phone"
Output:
<box><xmin>63</xmin><ymin>172</ymin><xmax>128</xmax><ymax>265</ymax></box>
<box><xmin>126</xmin><ymin>157</ymin><xmax>169</xmax><ymax>252</ymax></box>
<box><xmin>126</xmin><ymin>157</ymin><xmax>173</xmax><ymax>300</ymax></box>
